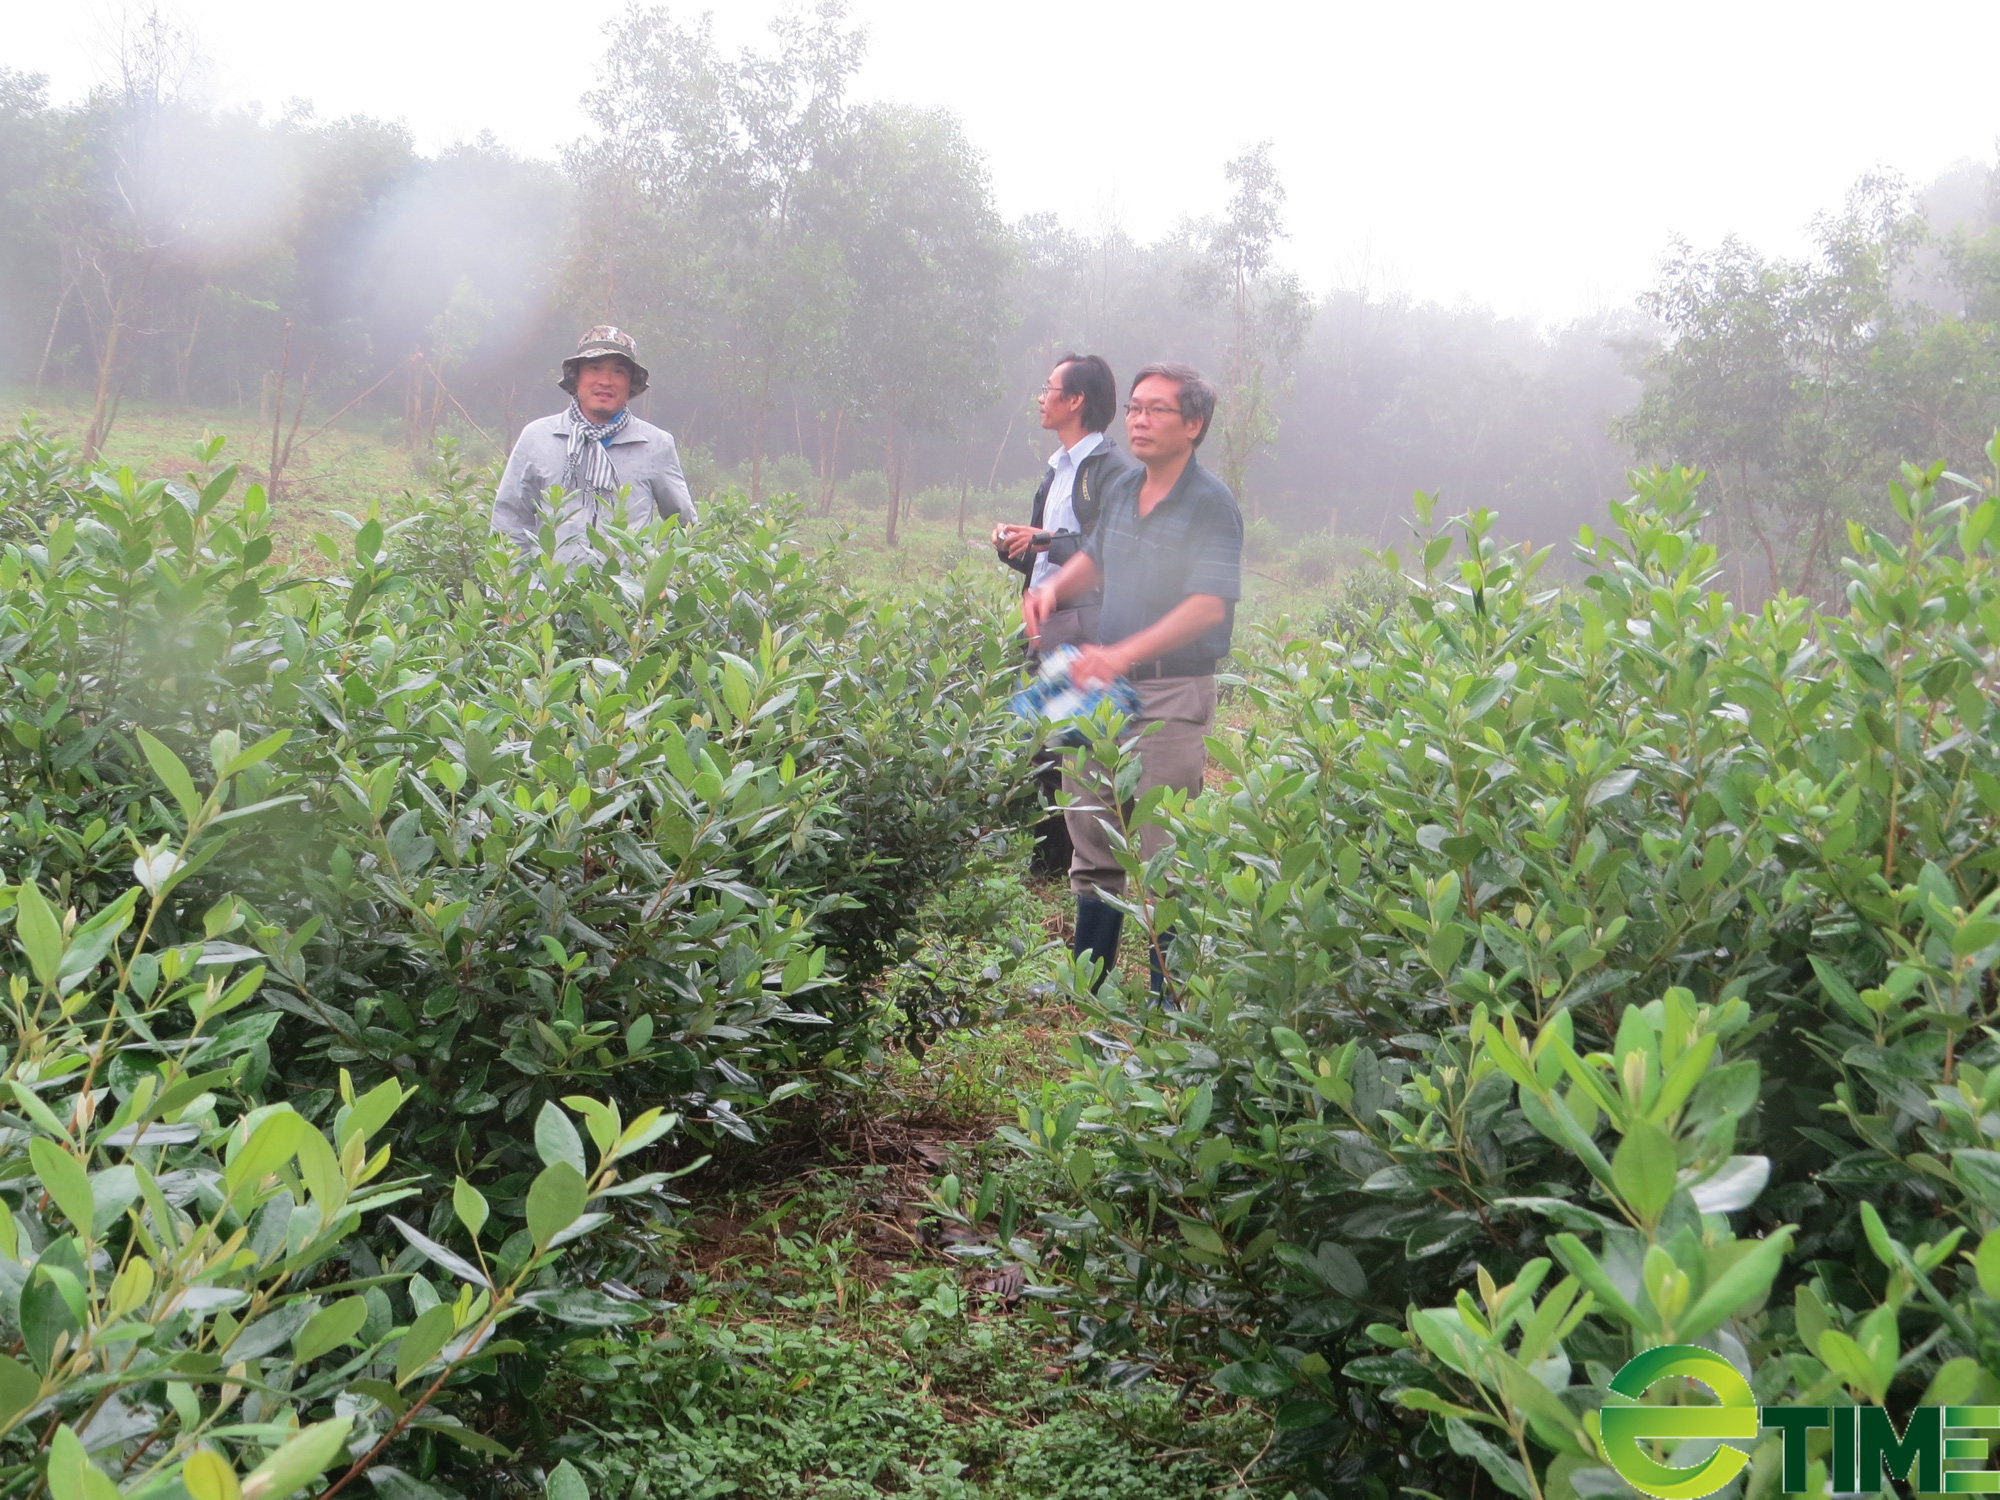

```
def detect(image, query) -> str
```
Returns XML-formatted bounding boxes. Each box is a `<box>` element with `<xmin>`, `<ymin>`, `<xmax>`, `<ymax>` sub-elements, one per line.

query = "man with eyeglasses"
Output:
<box><xmin>993</xmin><ymin>354</ymin><xmax>1137</xmax><ymax>877</ymax></box>
<box><xmin>991</xmin><ymin>354</ymin><xmax>1134</xmax><ymax>658</ymax></box>
<box><xmin>1022</xmin><ymin>362</ymin><xmax>1242</xmax><ymax>994</ymax></box>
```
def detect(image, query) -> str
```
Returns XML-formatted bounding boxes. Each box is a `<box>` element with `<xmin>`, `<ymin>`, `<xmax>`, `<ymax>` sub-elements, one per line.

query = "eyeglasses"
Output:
<box><xmin>1124</xmin><ymin>402</ymin><xmax>1183</xmax><ymax>420</ymax></box>
<box><xmin>1039</xmin><ymin>385</ymin><xmax>1078</xmax><ymax>400</ymax></box>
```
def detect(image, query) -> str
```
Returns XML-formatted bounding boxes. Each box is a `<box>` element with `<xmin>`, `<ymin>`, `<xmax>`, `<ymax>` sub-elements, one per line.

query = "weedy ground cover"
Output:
<box><xmin>544</xmin><ymin>1153</ymin><xmax>1273</xmax><ymax>1500</ymax></box>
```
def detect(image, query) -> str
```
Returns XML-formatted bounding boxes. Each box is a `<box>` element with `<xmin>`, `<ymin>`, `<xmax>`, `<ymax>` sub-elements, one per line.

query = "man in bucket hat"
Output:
<box><xmin>491</xmin><ymin>325</ymin><xmax>695</xmax><ymax>564</ymax></box>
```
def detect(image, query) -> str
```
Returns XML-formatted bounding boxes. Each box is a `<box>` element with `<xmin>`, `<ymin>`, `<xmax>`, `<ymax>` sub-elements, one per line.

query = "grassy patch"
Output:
<box><xmin>3</xmin><ymin>389</ymin><xmax>456</xmax><ymax>563</ymax></box>
<box><xmin>544</xmin><ymin>1162</ymin><xmax>1274</xmax><ymax>1499</ymax></box>
<box><xmin>5</xmin><ymin>392</ymin><xmax>1389</xmax><ymax>632</ymax></box>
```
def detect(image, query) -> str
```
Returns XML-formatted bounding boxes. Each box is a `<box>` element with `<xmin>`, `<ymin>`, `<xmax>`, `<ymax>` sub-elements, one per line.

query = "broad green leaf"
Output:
<box><xmin>1408</xmin><ymin>1307</ymin><xmax>1480</xmax><ymax>1377</ymax></box>
<box><xmin>47</xmin><ymin>1425</ymin><xmax>122</xmax><ymax>1500</ymax></box>
<box><xmin>1548</xmin><ymin>1233</ymin><xmax>1656</xmax><ymax>1334</ymax></box>
<box><xmin>546</xmin><ymin>1458</ymin><xmax>589</xmax><ymax>1500</ymax></box>
<box><xmin>1178</xmin><ymin>1219</ymin><xmax>1226</xmax><ymax>1255</ymax></box>
<box><xmin>220</xmin><ymin>729</ymin><xmax>291</xmax><ymax>781</ymax></box>
<box><xmin>1610</xmin><ymin>1119</ymin><xmax>1677</xmax><ymax>1223</ymax></box>
<box><xmin>1446</xmin><ymin>1415</ymin><xmax>1536</xmax><ymax>1499</ymax></box>
<box><xmin>1977</xmin><ymin>1229</ymin><xmax>2000</xmax><ymax>1299</ymax></box>
<box><xmin>55</xmin><ymin>887</ymin><xmax>138</xmax><ymax>992</ymax></box>
<box><xmin>1816</xmin><ymin>1329</ymin><xmax>1887</xmax><ymax>1404</ymax></box>
<box><xmin>29</xmin><ymin>1140</ymin><xmax>94</xmax><ymax>1238</ymax></box>
<box><xmin>387</xmin><ymin>1215</ymin><xmax>491</xmax><ymax>1289</ymax></box>
<box><xmin>534</xmin><ymin>1100</ymin><xmax>586</xmax><ymax>1173</ymax></box>
<box><xmin>137</xmin><ymin>728</ymin><xmax>204</xmax><ymax>824</ymax></box>
<box><xmin>1495</xmin><ymin>1352</ymin><xmax>1592</xmax><ymax>1457</ymax></box>
<box><xmin>339</xmin><ymin>1077</ymin><xmax>409</xmax><ymax>1148</ymax></box>
<box><xmin>612</xmin><ymin>1107</ymin><xmax>678</xmax><ymax>1162</ymax></box>
<box><xmin>12</xmin><ymin>881</ymin><xmax>63</xmax><ymax>988</ymax></box>
<box><xmin>515</xmin><ymin>1286</ymin><xmax>646</xmax><ymax>1326</ymax></box>
<box><xmin>1677</xmin><ymin>1227</ymin><xmax>1794</xmax><ymax>1341</ymax></box>
<box><xmin>89</xmin><ymin>1164</ymin><xmax>141</xmax><ymax>1239</ymax></box>
<box><xmin>560</xmin><ymin>1095</ymin><xmax>619</xmax><ymax>1156</ymax></box>
<box><xmin>526</xmin><ymin>1162</ymin><xmax>587</xmax><ymax>1248</ymax></box>
<box><xmin>295</xmin><ymin>1127</ymin><xmax>345</xmax><ymax>1215</ymax></box>
<box><xmin>182</xmin><ymin>1447</ymin><xmax>241</xmax><ymax>1500</ymax></box>
<box><xmin>1210</xmin><ymin>1359</ymin><xmax>1294</xmax><ymax>1398</ymax></box>
<box><xmin>240</xmin><ymin>1416</ymin><xmax>352</xmax><ymax>1499</ymax></box>
<box><xmin>0</xmin><ymin>1358</ymin><xmax>38</xmax><ymax>1424</ymax></box>
<box><xmin>1858</xmin><ymin>1200</ymin><xmax>1897</xmax><ymax>1269</ymax></box>
<box><xmin>395</xmin><ymin>1303</ymin><xmax>457</xmax><ymax>1387</ymax></box>
<box><xmin>452</xmin><ymin>1177</ymin><xmax>489</xmax><ymax>1239</ymax></box>
<box><xmin>294</xmin><ymin>1297</ymin><xmax>370</xmax><ymax>1363</ymax></box>
<box><xmin>224</xmin><ymin>1111</ymin><xmax>310</xmax><ymax>1203</ymax></box>
<box><xmin>1394</xmin><ymin>1387</ymin><xmax>1494</xmax><ymax>1422</ymax></box>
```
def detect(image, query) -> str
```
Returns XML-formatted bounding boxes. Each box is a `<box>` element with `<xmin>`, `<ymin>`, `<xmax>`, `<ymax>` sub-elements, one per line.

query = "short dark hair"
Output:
<box><xmin>1054</xmin><ymin>353</ymin><xmax>1117</xmax><ymax>433</ymax></box>
<box><xmin>1130</xmin><ymin>362</ymin><xmax>1218</xmax><ymax>447</ymax></box>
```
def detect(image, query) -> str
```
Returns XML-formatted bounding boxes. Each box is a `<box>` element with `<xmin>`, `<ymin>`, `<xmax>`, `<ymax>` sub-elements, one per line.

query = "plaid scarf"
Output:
<box><xmin>561</xmin><ymin>398</ymin><xmax>629</xmax><ymax>517</ymax></box>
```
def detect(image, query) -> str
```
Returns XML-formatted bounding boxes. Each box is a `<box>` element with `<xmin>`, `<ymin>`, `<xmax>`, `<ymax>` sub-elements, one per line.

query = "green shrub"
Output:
<box><xmin>0</xmin><ymin>420</ymin><xmax>1039</xmax><ymax>1491</ymax></box>
<box><xmin>1311</xmin><ymin>560</ymin><xmax>1404</xmax><ymax>637</ymax></box>
<box><xmin>1241</xmin><ymin>515</ymin><xmax>1285</xmax><ymax>564</ymax></box>
<box><xmin>0</xmin><ymin>425</ymin><xmax>1033</xmax><ymax>1167</ymax></box>
<box><xmin>950</xmin><ymin>450</ymin><xmax>2000</xmax><ymax>1498</ymax></box>
<box><xmin>758</xmin><ymin>452</ymin><xmax>817</xmax><ymax>500</ymax></box>
<box><xmin>908</xmin><ymin>484</ymin><xmax>963</xmax><ymax>523</ymax></box>
<box><xmin>1286</xmin><ymin>530</ymin><xmax>1343</xmax><ymax>585</ymax></box>
<box><xmin>676</xmin><ymin>442</ymin><xmax>722</xmax><ymax>501</ymax></box>
<box><xmin>840</xmin><ymin>469</ymin><xmax>888</xmax><ymax>511</ymax></box>
<box><xmin>0</xmin><ymin>728</ymin><xmax>646</xmax><ymax>1496</ymax></box>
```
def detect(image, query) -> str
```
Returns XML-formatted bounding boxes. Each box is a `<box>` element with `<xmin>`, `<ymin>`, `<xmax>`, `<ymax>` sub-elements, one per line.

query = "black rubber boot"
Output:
<box><xmin>1071</xmin><ymin>897</ymin><xmax>1124</xmax><ymax>985</ymax></box>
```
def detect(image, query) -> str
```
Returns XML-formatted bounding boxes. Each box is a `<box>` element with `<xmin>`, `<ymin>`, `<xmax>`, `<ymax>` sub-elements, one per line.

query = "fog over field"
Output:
<box><xmin>8</xmin><ymin>0</ymin><xmax>2000</xmax><ymax>571</ymax></box>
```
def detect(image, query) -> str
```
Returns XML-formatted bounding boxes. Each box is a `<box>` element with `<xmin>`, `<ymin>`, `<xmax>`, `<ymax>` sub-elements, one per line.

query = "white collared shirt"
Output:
<box><xmin>1031</xmin><ymin>429</ymin><xmax>1105</xmax><ymax>588</ymax></box>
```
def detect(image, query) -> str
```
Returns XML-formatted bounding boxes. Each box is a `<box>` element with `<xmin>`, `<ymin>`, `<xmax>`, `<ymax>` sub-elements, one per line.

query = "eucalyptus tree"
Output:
<box><xmin>1617</xmin><ymin>174</ymin><xmax>1966</xmax><ymax>593</ymax></box>
<box><xmin>1181</xmin><ymin>142</ymin><xmax>1313</xmax><ymax>516</ymax></box>
<box><xmin>564</xmin><ymin>2</ymin><xmax>862</xmax><ymax>500</ymax></box>
<box><xmin>823</xmin><ymin>103</ymin><xmax>1013</xmax><ymax>544</ymax></box>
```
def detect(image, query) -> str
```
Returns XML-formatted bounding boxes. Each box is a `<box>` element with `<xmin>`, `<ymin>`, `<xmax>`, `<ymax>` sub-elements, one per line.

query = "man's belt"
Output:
<box><xmin>1129</xmin><ymin>658</ymin><xmax>1216</xmax><ymax>682</ymax></box>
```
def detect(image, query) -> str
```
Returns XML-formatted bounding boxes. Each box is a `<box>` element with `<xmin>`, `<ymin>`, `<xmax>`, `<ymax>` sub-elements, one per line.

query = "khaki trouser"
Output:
<box><xmin>1064</xmin><ymin>674</ymin><xmax>1217</xmax><ymax>900</ymax></box>
<box><xmin>1027</xmin><ymin>602</ymin><xmax>1101</xmax><ymax>661</ymax></box>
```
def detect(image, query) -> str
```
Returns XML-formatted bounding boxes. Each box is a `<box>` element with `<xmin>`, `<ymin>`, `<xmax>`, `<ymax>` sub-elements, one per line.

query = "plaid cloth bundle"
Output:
<box><xmin>1008</xmin><ymin>646</ymin><xmax>1143</xmax><ymax>746</ymax></box>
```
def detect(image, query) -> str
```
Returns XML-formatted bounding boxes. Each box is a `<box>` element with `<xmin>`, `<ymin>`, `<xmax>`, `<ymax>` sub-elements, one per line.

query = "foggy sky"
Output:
<box><xmin>14</xmin><ymin>0</ymin><xmax>2000</xmax><ymax>321</ymax></box>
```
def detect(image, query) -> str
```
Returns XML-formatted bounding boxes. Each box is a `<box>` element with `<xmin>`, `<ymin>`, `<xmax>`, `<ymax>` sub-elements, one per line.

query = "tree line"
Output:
<box><xmin>4</xmin><ymin>4</ymin><xmax>2000</xmax><ymax>572</ymax></box>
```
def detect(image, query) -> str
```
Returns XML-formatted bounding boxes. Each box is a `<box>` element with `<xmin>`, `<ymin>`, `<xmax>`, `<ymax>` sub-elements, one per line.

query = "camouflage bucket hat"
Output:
<box><xmin>559</xmin><ymin>325</ymin><xmax>650</xmax><ymax>396</ymax></box>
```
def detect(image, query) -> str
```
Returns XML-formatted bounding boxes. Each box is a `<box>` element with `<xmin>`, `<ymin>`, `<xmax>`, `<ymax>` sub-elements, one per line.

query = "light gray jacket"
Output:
<box><xmin>491</xmin><ymin>410</ymin><xmax>696</xmax><ymax>564</ymax></box>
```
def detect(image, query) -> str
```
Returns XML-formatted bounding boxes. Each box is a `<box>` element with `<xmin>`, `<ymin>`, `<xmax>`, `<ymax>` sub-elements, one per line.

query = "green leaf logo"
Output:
<box><xmin>1599</xmin><ymin>1344</ymin><xmax>1757</xmax><ymax>1499</ymax></box>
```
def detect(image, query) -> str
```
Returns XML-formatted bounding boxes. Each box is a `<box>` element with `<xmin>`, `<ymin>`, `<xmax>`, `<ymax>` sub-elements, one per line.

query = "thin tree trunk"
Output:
<box><xmin>176</xmin><ymin>279</ymin><xmax>209</xmax><ymax>406</ymax></box>
<box><xmin>427</xmin><ymin>317</ymin><xmax>449</xmax><ymax>442</ymax></box>
<box><xmin>985</xmin><ymin>403</ymin><xmax>1018</xmax><ymax>491</ymax></box>
<box><xmin>817</xmin><ymin>406</ymin><xmax>844</xmax><ymax>517</ymax></box>
<box><xmin>33</xmin><ymin>275</ymin><xmax>75</xmax><ymax>395</ymax></box>
<box><xmin>271</xmin><ymin>355</ymin><xmax>317</xmax><ymax>502</ymax></box>
<box><xmin>83</xmin><ymin>290</ymin><xmax>133</xmax><ymax>462</ymax></box>
<box><xmin>750</xmin><ymin>363</ymin><xmax>772</xmax><ymax>503</ymax></box>
<box><xmin>269</xmin><ymin>321</ymin><xmax>293</xmax><ymax>493</ymax></box>
<box><xmin>404</xmin><ymin>351</ymin><xmax>423</xmax><ymax>450</ymax></box>
<box><xmin>957</xmin><ymin>458</ymin><xmax>970</xmax><ymax>542</ymax></box>
<box><xmin>884</xmin><ymin>417</ymin><xmax>901</xmax><ymax>546</ymax></box>
<box><xmin>1798</xmin><ymin>501</ymin><xmax>1833</xmax><ymax>598</ymax></box>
